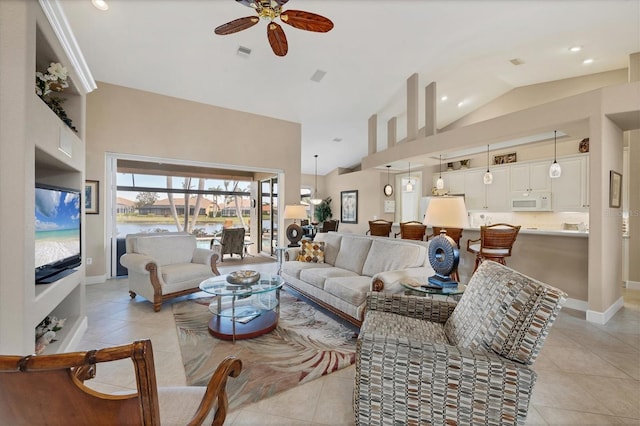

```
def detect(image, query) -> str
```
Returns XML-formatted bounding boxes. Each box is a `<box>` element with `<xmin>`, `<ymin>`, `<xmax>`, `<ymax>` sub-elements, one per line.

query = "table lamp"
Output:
<box><xmin>423</xmin><ymin>196</ymin><xmax>469</xmax><ymax>287</ymax></box>
<box><xmin>283</xmin><ymin>204</ymin><xmax>308</xmax><ymax>247</ymax></box>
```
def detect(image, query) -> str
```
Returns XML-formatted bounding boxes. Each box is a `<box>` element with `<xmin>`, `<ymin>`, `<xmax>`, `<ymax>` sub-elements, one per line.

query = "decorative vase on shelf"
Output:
<box><xmin>460</xmin><ymin>159</ymin><xmax>470</xmax><ymax>169</ymax></box>
<box><xmin>35</xmin><ymin>62</ymin><xmax>77</xmax><ymax>133</ymax></box>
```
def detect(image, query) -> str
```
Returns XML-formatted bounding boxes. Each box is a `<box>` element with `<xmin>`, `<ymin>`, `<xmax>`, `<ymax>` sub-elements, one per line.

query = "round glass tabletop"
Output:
<box><xmin>199</xmin><ymin>273</ymin><xmax>283</xmax><ymax>297</ymax></box>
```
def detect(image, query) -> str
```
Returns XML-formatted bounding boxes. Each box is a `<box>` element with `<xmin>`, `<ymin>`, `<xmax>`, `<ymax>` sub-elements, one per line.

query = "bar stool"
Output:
<box><xmin>367</xmin><ymin>219</ymin><xmax>393</xmax><ymax>237</ymax></box>
<box><xmin>428</xmin><ymin>226</ymin><xmax>463</xmax><ymax>248</ymax></box>
<box><xmin>466</xmin><ymin>223</ymin><xmax>521</xmax><ymax>272</ymax></box>
<box><xmin>394</xmin><ymin>221</ymin><xmax>427</xmax><ymax>240</ymax></box>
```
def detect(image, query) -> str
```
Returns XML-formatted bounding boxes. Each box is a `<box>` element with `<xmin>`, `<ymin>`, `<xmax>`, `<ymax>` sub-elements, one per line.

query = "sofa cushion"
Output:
<box><xmin>361</xmin><ymin>239</ymin><xmax>427</xmax><ymax>277</ymax></box>
<box><xmin>444</xmin><ymin>261</ymin><xmax>567</xmax><ymax>365</ymax></box>
<box><xmin>334</xmin><ymin>236</ymin><xmax>372</xmax><ymax>275</ymax></box>
<box><xmin>133</xmin><ymin>233</ymin><xmax>196</xmax><ymax>266</ymax></box>
<box><xmin>299</xmin><ymin>267</ymin><xmax>359</xmax><ymax>290</ymax></box>
<box><xmin>313</xmin><ymin>232</ymin><xmax>342</xmax><ymax>265</ymax></box>
<box><xmin>296</xmin><ymin>241</ymin><xmax>325</xmax><ymax>263</ymax></box>
<box><xmin>362</xmin><ymin>310</ymin><xmax>449</xmax><ymax>344</ymax></box>
<box><xmin>161</xmin><ymin>263</ymin><xmax>212</xmax><ymax>287</ymax></box>
<box><xmin>282</xmin><ymin>261</ymin><xmax>332</xmax><ymax>279</ymax></box>
<box><xmin>324</xmin><ymin>276</ymin><xmax>373</xmax><ymax>306</ymax></box>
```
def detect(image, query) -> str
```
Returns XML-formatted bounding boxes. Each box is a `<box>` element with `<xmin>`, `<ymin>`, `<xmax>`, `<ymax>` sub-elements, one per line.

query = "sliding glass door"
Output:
<box><xmin>259</xmin><ymin>177</ymin><xmax>278</xmax><ymax>256</ymax></box>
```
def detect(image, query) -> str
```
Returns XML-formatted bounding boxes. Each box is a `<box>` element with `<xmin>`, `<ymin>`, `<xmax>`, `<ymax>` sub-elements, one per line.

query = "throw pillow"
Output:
<box><xmin>296</xmin><ymin>241</ymin><xmax>325</xmax><ymax>263</ymax></box>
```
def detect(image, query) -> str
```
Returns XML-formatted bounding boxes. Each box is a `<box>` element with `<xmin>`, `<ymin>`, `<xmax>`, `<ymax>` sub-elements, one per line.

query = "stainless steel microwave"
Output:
<box><xmin>511</xmin><ymin>192</ymin><xmax>552</xmax><ymax>211</ymax></box>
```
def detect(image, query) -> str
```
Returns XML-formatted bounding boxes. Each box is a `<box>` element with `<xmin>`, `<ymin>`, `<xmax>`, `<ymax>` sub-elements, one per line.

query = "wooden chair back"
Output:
<box><xmin>481</xmin><ymin>223</ymin><xmax>521</xmax><ymax>254</ymax></box>
<box><xmin>397</xmin><ymin>221</ymin><xmax>427</xmax><ymax>241</ymax></box>
<box><xmin>367</xmin><ymin>219</ymin><xmax>393</xmax><ymax>237</ymax></box>
<box><xmin>430</xmin><ymin>226</ymin><xmax>464</xmax><ymax>248</ymax></box>
<box><xmin>0</xmin><ymin>339</ymin><xmax>241</xmax><ymax>426</ymax></box>
<box><xmin>320</xmin><ymin>219</ymin><xmax>339</xmax><ymax>233</ymax></box>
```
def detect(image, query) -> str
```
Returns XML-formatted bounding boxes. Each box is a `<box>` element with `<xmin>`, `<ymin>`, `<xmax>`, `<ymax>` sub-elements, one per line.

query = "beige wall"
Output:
<box><xmin>85</xmin><ymin>82</ymin><xmax>301</xmax><ymax>277</ymax></box>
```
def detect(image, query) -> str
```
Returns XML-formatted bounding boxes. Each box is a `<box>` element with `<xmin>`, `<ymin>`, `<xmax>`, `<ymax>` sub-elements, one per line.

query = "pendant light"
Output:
<box><xmin>405</xmin><ymin>162</ymin><xmax>414</xmax><ymax>192</ymax></box>
<box><xmin>310</xmin><ymin>154</ymin><xmax>322</xmax><ymax>205</ymax></box>
<box><xmin>436</xmin><ymin>154</ymin><xmax>444</xmax><ymax>190</ymax></box>
<box><xmin>549</xmin><ymin>130</ymin><xmax>562</xmax><ymax>178</ymax></box>
<box><xmin>483</xmin><ymin>144</ymin><xmax>493</xmax><ymax>185</ymax></box>
<box><xmin>383</xmin><ymin>165</ymin><xmax>394</xmax><ymax>196</ymax></box>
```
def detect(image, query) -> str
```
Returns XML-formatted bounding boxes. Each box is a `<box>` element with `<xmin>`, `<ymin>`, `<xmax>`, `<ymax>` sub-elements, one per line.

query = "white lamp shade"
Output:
<box><xmin>436</xmin><ymin>177</ymin><xmax>444</xmax><ymax>190</ymax></box>
<box><xmin>549</xmin><ymin>161</ymin><xmax>562</xmax><ymax>178</ymax></box>
<box><xmin>423</xmin><ymin>196</ymin><xmax>469</xmax><ymax>228</ymax></box>
<box><xmin>283</xmin><ymin>204</ymin><xmax>307</xmax><ymax>220</ymax></box>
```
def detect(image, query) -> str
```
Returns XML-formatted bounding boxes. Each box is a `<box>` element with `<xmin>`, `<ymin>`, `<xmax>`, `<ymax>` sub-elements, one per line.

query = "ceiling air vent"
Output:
<box><xmin>310</xmin><ymin>69</ymin><xmax>327</xmax><ymax>82</ymax></box>
<box><xmin>237</xmin><ymin>45</ymin><xmax>252</xmax><ymax>58</ymax></box>
<box><xmin>509</xmin><ymin>58</ymin><xmax>525</xmax><ymax>66</ymax></box>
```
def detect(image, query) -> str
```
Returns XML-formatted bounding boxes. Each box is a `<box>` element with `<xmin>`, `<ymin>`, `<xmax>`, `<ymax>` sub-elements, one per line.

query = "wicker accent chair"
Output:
<box><xmin>218</xmin><ymin>227</ymin><xmax>246</xmax><ymax>261</ymax></box>
<box><xmin>394</xmin><ymin>220</ymin><xmax>427</xmax><ymax>240</ymax></box>
<box><xmin>0</xmin><ymin>339</ymin><xmax>241</xmax><ymax>426</ymax></box>
<box><xmin>366</xmin><ymin>219</ymin><xmax>393</xmax><ymax>237</ymax></box>
<box><xmin>467</xmin><ymin>223</ymin><xmax>521</xmax><ymax>272</ymax></box>
<box><xmin>354</xmin><ymin>261</ymin><xmax>567</xmax><ymax>426</ymax></box>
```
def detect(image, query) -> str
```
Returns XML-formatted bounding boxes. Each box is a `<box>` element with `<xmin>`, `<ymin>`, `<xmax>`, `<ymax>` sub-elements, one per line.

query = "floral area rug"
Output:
<box><xmin>172</xmin><ymin>289</ymin><xmax>357</xmax><ymax>410</ymax></box>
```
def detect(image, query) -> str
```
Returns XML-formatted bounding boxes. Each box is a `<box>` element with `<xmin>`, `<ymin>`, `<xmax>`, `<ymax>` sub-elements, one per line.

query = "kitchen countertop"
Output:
<box><xmin>463</xmin><ymin>227</ymin><xmax>589</xmax><ymax>238</ymax></box>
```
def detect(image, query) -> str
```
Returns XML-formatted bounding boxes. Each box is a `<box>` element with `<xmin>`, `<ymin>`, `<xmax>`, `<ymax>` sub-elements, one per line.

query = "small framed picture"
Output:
<box><xmin>85</xmin><ymin>180</ymin><xmax>99</xmax><ymax>214</ymax></box>
<box><xmin>609</xmin><ymin>171</ymin><xmax>622</xmax><ymax>208</ymax></box>
<box><xmin>340</xmin><ymin>190</ymin><xmax>358</xmax><ymax>224</ymax></box>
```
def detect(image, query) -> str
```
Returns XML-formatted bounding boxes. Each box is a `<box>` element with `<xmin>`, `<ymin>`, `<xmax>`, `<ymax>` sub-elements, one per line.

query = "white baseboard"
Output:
<box><xmin>586</xmin><ymin>297</ymin><xmax>624</xmax><ymax>324</ymax></box>
<box><xmin>564</xmin><ymin>297</ymin><xmax>588</xmax><ymax>312</ymax></box>
<box><xmin>86</xmin><ymin>274</ymin><xmax>107</xmax><ymax>285</ymax></box>
<box><xmin>626</xmin><ymin>280</ymin><xmax>640</xmax><ymax>290</ymax></box>
<box><xmin>62</xmin><ymin>316</ymin><xmax>87</xmax><ymax>352</ymax></box>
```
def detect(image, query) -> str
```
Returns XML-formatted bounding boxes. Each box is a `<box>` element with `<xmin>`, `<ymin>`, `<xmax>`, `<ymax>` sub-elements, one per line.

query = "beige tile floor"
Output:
<box><xmin>79</xmin><ymin>260</ymin><xmax>640</xmax><ymax>425</ymax></box>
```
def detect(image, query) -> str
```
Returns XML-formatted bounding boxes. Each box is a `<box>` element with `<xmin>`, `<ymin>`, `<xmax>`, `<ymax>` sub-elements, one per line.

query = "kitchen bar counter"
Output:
<box><xmin>464</xmin><ymin>226</ymin><xmax>589</xmax><ymax>238</ymax></box>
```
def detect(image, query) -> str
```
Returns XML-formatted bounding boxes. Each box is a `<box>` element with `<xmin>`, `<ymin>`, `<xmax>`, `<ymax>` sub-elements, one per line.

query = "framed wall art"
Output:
<box><xmin>85</xmin><ymin>180</ymin><xmax>99</xmax><ymax>214</ymax></box>
<box><xmin>609</xmin><ymin>171</ymin><xmax>622</xmax><ymax>208</ymax></box>
<box><xmin>340</xmin><ymin>190</ymin><xmax>358</xmax><ymax>224</ymax></box>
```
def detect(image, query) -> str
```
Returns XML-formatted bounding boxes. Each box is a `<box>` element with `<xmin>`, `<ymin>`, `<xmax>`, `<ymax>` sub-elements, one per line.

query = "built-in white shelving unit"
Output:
<box><xmin>0</xmin><ymin>0</ymin><xmax>95</xmax><ymax>355</ymax></box>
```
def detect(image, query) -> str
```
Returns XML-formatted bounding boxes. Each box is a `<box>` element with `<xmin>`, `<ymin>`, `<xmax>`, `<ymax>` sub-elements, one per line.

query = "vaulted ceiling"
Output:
<box><xmin>60</xmin><ymin>0</ymin><xmax>640</xmax><ymax>175</ymax></box>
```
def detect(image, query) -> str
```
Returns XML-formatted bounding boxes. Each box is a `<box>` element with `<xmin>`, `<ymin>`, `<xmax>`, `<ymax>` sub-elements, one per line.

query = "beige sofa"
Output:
<box><xmin>120</xmin><ymin>232</ymin><xmax>219</xmax><ymax>311</ymax></box>
<box><xmin>282</xmin><ymin>232</ymin><xmax>434</xmax><ymax>326</ymax></box>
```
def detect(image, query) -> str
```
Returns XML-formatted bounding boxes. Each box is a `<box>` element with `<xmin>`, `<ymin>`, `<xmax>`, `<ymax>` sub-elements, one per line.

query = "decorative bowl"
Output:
<box><xmin>226</xmin><ymin>270</ymin><xmax>260</xmax><ymax>285</ymax></box>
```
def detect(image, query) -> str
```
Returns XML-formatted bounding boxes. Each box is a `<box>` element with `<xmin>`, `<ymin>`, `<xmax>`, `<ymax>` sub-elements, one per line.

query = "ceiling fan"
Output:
<box><xmin>214</xmin><ymin>0</ymin><xmax>334</xmax><ymax>57</ymax></box>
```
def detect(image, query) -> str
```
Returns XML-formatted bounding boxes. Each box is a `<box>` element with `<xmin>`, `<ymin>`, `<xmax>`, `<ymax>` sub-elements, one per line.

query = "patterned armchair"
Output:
<box><xmin>219</xmin><ymin>227</ymin><xmax>245</xmax><ymax>261</ymax></box>
<box><xmin>354</xmin><ymin>261</ymin><xmax>567</xmax><ymax>425</ymax></box>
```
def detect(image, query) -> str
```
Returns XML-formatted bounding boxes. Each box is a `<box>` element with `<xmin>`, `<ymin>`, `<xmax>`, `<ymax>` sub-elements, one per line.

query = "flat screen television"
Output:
<box><xmin>35</xmin><ymin>184</ymin><xmax>81</xmax><ymax>284</ymax></box>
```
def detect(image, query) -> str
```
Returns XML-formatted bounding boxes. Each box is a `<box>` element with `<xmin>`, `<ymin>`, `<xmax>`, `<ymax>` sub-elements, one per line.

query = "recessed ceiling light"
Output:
<box><xmin>457</xmin><ymin>100</ymin><xmax>466</xmax><ymax>108</ymax></box>
<box><xmin>583</xmin><ymin>58</ymin><xmax>594</xmax><ymax>64</ymax></box>
<box><xmin>91</xmin><ymin>0</ymin><xmax>109</xmax><ymax>11</ymax></box>
<box><xmin>440</xmin><ymin>96</ymin><xmax>448</xmax><ymax>101</ymax></box>
<box><xmin>569</xmin><ymin>45</ymin><xmax>582</xmax><ymax>52</ymax></box>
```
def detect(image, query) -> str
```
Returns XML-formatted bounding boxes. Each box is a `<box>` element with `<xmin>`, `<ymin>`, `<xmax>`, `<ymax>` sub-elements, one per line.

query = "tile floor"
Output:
<box><xmin>79</xmin><ymin>260</ymin><xmax>640</xmax><ymax>425</ymax></box>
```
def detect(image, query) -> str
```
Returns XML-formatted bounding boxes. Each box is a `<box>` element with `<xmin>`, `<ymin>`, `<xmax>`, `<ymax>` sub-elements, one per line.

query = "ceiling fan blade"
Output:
<box><xmin>280</xmin><ymin>10</ymin><xmax>334</xmax><ymax>33</ymax></box>
<box><xmin>214</xmin><ymin>16</ymin><xmax>260</xmax><ymax>35</ymax></box>
<box><xmin>267</xmin><ymin>22</ymin><xmax>288</xmax><ymax>57</ymax></box>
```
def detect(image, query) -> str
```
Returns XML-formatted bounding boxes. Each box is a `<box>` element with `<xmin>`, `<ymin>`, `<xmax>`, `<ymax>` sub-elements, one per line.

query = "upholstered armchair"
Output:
<box><xmin>218</xmin><ymin>227</ymin><xmax>246</xmax><ymax>261</ymax></box>
<box><xmin>354</xmin><ymin>261</ymin><xmax>567</xmax><ymax>425</ymax></box>
<box><xmin>120</xmin><ymin>232</ymin><xmax>219</xmax><ymax>311</ymax></box>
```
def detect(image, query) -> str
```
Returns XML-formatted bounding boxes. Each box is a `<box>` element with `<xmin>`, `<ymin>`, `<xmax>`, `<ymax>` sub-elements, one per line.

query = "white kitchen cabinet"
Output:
<box><xmin>464</xmin><ymin>169</ymin><xmax>486</xmax><ymax>210</ymax></box>
<box><xmin>551</xmin><ymin>155</ymin><xmax>589</xmax><ymax>211</ymax></box>
<box><xmin>510</xmin><ymin>160</ymin><xmax>551</xmax><ymax>193</ymax></box>
<box><xmin>486</xmin><ymin>167</ymin><xmax>510</xmax><ymax>211</ymax></box>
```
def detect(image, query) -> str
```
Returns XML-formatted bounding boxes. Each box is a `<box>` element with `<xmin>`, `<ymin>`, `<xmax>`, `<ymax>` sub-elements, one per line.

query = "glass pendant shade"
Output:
<box><xmin>484</xmin><ymin>144</ymin><xmax>493</xmax><ymax>185</ymax></box>
<box><xmin>405</xmin><ymin>162</ymin><xmax>414</xmax><ymax>192</ymax></box>
<box><xmin>549</xmin><ymin>130</ymin><xmax>562</xmax><ymax>178</ymax></box>
<box><xmin>436</xmin><ymin>154</ymin><xmax>444</xmax><ymax>189</ymax></box>
<box><xmin>310</xmin><ymin>154</ymin><xmax>322</xmax><ymax>205</ymax></box>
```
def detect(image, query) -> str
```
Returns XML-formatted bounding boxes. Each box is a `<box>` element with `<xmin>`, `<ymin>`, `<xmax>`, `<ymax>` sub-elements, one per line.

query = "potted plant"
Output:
<box><xmin>315</xmin><ymin>197</ymin><xmax>332</xmax><ymax>223</ymax></box>
<box><xmin>35</xmin><ymin>62</ymin><xmax>77</xmax><ymax>132</ymax></box>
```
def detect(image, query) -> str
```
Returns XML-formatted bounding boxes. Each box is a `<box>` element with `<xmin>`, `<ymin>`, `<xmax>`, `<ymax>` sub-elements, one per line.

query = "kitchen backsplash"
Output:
<box><xmin>469</xmin><ymin>211</ymin><xmax>589</xmax><ymax>231</ymax></box>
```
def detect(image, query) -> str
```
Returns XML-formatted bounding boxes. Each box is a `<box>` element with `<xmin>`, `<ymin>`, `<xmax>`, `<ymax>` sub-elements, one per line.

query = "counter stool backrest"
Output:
<box><xmin>481</xmin><ymin>223</ymin><xmax>521</xmax><ymax>254</ymax></box>
<box><xmin>368</xmin><ymin>219</ymin><xmax>393</xmax><ymax>237</ymax></box>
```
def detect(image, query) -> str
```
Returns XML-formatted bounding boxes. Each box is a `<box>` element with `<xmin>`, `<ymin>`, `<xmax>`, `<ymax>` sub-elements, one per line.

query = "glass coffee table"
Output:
<box><xmin>400</xmin><ymin>277</ymin><xmax>465</xmax><ymax>299</ymax></box>
<box><xmin>199</xmin><ymin>273</ymin><xmax>283</xmax><ymax>342</ymax></box>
